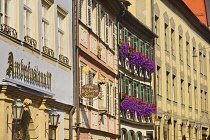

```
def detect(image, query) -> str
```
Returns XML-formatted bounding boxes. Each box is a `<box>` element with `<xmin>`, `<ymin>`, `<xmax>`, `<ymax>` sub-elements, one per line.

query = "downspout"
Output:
<box><xmin>151</xmin><ymin>0</ymin><xmax>158</xmax><ymax>139</ymax></box>
<box><xmin>70</xmin><ymin>0</ymin><xmax>78</xmax><ymax>140</ymax></box>
<box><xmin>74</xmin><ymin>0</ymin><xmax>80</xmax><ymax>139</ymax></box>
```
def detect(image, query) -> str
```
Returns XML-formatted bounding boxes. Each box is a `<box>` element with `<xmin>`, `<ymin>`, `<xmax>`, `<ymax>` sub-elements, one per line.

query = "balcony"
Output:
<box><xmin>120</xmin><ymin>110</ymin><xmax>153</xmax><ymax>123</ymax></box>
<box><xmin>118</xmin><ymin>42</ymin><xmax>154</xmax><ymax>80</ymax></box>
<box><xmin>59</xmin><ymin>54</ymin><xmax>69</xmax><ymax>64</ymax></box>
<box><xmin>42</xmin><ymin>46</ymin><xmax>54</xmax><ymax>57</ymax></box>
<box><xmin>24</xmin><ymin>35</ymin><xmax>37</xmax><ymax>48</ymax></box>
<box><xmin>0</xmin><ymin>24</ymin><xmax>17</xmax><ymax>38</ymax></box>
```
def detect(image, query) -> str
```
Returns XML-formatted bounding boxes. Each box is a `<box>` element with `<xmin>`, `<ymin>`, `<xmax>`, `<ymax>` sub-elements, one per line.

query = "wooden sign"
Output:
<box><xmin>81</xmin><ymin>84</ymin><xmax>99</xmax><ymax>98</ymax></box>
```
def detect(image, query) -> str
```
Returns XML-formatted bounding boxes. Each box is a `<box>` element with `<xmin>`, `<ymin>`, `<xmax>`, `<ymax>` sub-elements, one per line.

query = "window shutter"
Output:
<box><xmin>87</xmin><ymin>0</ymin><xmax>92</xmax><ymax>27</ymax></box>
<box><xmin>132</xmin><ymin>35</ymin><xmax>137</xmax><ymax>50</ymax></box>
<box><xmin>117</xmin><ymin>22</ymin><xmax>120</xmax><ymax>45</ymax></box>
<box><xmin>135</xmin><ymin>133</ymin><xmax>138</xmax><ymax>140</ymax></box>
<box><xmin>107</xmin><ymin>82</ymin><xmax>109</xmax><ymax>113</ymax></box>
<box><xmin>125</xmin><ymin>78</ymin><xmax>129</xmax><ymax>95</ymax></box>
<box><xmin>138</xmin><ymin>39</ymin><xmax>143</xmax><ymax>53</ymax></box>
<box><xmin>123</xmin><ymin>28</ymin><xmax>128</xmax><ymax>43</ymax></box>
<box><xmin>146</xmin><ymin>87</ymin><xmax>151</xmax><ymax>102</ymax></box>
<box><xmin>127</xmin><ymin>131</ymin><xmax>131</xmax><ymax>140</ymax></box>
<box><xmin>78</xmin><ymin>0</ymin><xmax>82</xmax><ymax>20</ymax></box>
<box><xmin>105</xmin><ymin>13</ymin><xmax>109</xmax><ymax>44</ymax></box>
<box><xmin>88</xmin><ymin>71</ymin><xmax>93</xmax><ymax>105</ymax></box>
<box><xmin>144</xmin><ymin>43</ymin><xmax>148</xmax><ymax>57</ymax></box>
<box><xmin>133</xmin><ymin>82</ymin><xmax>137</xmax><ymax>97</ymax></box>
<box><xmin>113</xmin><ymin>22</ymin><xmax>116</xmax><ymax>50</ymax></box>
<box><xmin>140</xmin><ymin>85</ymin><xmax>144</xmax><ymax>101</ymax></box>
<box><xmin>98</xmin><ymin>4</ymin><xmax>101</xmax><ymax>36</ymax></box>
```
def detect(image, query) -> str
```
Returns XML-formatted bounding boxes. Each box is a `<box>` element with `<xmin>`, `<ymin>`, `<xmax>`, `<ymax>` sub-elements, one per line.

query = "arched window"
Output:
<box><xmin>121</xmin><ymin>128</ymin><xmax>127</xmax><ymax>140</ymax></box>
<box><xmin>135</xmin><ymin>131</ymin><xmax>143</xmax><ymax>140</ymax></box>
<box><xmin>128</xmin><ymin>130</ymin><xmax>135</xmax><ymax>140</ymax></box>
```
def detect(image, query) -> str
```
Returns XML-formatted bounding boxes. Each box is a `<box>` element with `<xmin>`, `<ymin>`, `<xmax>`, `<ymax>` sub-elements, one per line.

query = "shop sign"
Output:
<box><xmin>6</xmin><ymin>52</ymin><xmax>52</xmax><ymax>88</ymax></box>
<box><xmin>81</xmin><ymin>84</ymin><xmax>99</xmax><ymax>98</ymax></box>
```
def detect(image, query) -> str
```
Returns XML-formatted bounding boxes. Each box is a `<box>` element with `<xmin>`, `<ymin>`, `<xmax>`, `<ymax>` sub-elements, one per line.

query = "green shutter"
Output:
<box><xmin>132</xmin><ymin>35</ymin><xmax>137</xmax><ymax>50</ymax></box>
<box><xmin>145</xmin><ymin>43</ymin><xmax>149</xmax><ymax>57</ymax></box>
<box><xmin>146</xmin><ymin>87</ymin><xmax>151</xmax><ymax>102</ymax></box>
<box><xmin>124</xmin><ymin>28</ymin><xmax>128</xmax><ymax>42</ymax></box>
<box><xmin>128</xmin><ymin>131</ymin><xmax>131</xmax><ymax>140</ymax></box>
<box><xmin>140</xmin><ymin>85</ymin><xmax>144</xmax><ymax>101</ymax></box>
<box><xmin>119</xmin><ymin>73</ymin><xmax>122</xmax><ymax>99</ymax></box>
<box><xmin>138</xmin><ymin>39</ymin><xmax>143</xmax><ymax>53</ymax></box>
<box><xmin>124</xmin><ymin>77</ymin><xmax>129</xmax><ymax>94</ymax></box>
<box><xmin>120</xmin><ymin>129</ymin><xmax>123</xmax><ymax>140</ymax></box>
<box><xmin>133</xmin><ymin>82</ymin><xmax>137</xmax><ymax>97</ymax></box>
<box><xmin>150</xmin><ymin>47</ymin><xmax>154</xmax><ymax>59</ymax></box>
<box><xmin>135</xmin><ymin>133</ymin><xmax>138</xmax><ymax>140</ymax></box>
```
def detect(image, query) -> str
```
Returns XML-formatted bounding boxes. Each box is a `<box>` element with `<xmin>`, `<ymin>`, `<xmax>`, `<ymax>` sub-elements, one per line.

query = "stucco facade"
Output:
<box><xmin>127</xmin><ymin>0</ymin><xmax>210</xmax><ymax>139</ymax></box>
<box><xmin>0</xmin><ymin>0</ymin><xmax>74</xmax><ymax>139</ymax></box>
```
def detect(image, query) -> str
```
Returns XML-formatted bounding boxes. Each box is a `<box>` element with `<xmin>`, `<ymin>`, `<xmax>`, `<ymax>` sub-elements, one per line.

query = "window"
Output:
<box><xmin>121</xmin><ymin>129</ymin><xmax>127</xmax><ymax>140</ymax></box>
<box><xmin>203</xmin><ymin>55</ymin><xmax>206</xmax><ymax>75</ymax></box>
<box><xmin>105</xmin><ymin>13</ymin><xmax>109</xmax><ymax>44</ymax></box>
<box><xmin>171</xmin><ymin>29</ymin><xmax>175</xmax><ymax>55</ymax></box>
<box><xmin>204</xmin><ymin>92</ymin><xmax>207</xmax><ymax>112</ymax></box>
<box><xmin>179</xmin><ymin>36</ymin><xmax>183</xmax><ymax>61</ymax></box>
<box><xmin>154</xmin><ymin>15</ymin><xmax>160</xmax><ymax>45</ymax></box>
<box><xmin>165</xmin><ymin>24</ymin><xmax>169</xmax><ymax>51</ymax></box>
<box><xmin>24</xmin><ymin>2</ymin><xmax>31</xmax><ymax>36</ymax></box>
<box><xmin>42</xmin><ymin>4</ymin><xmax>49</xmax><ymax>47</ymax></box>
<box><xmin>194</xmin><ymin>87</ymin><xmax>197</xmax><ymax>109</ymax></box>
<box><xmin>58</xmin><ymin>13</ymin><xmax>65</xmax><ymax>55</ymax></box>
<box><xmin>166</xmin><ymin>72</ymin><xmax>170</xmax><ymax>99</ymax></box>
<box><xmin>157</xmin><ymin>66</ymin><xmax>161</xmax><ymax>95</ymax></box>
<box><xmin>0</xmin><ymin>0</ymin><xmax>10</xmax><ymax>25</ymax></box>
<box><xmin>188</xmin><ymin>83</ymin><xmax>192</xmax><ymax>107</ymax></box>
<box><xmin>186</xmin><ymin>42</ymin><xmax>190</xmax><ymax>65</ymax></box>
<box><xmin>199</xmin><ymin>52</ymin><xmax>202</xmax><ymax>74</ymax></box>
<box><xmin>132</xmin><ymin>82</ymin><xmax>137</xmax><ymax>97</ymax></box>
<box><xmin>138</xmin><ymin>39</ymin><xmax>144</xmax><ymax>53</ymax></box>
<box><xmin>91</xmin><ymin>0</ymin><xmax>97</xmax><ymax>33</ymax></box>
<box><xmin>172</xmin><ymin>75</ymin><xmax>176</xmax><ymax>101</ymax></box>
<box><xmin>181</xmin><ymin>80</ymin><xmax>184</xmax><ymax>104</ymax></box>
<box><xmin>136</xmin><ymin>132</ymin><xmax>142</xmax><ymax>140</ymax></box>
<box><xmin>100</xmin><ymin>10</ymin><xmax>105</xmax><ymax>40</ymax></box>
<box><xmin>201</xmin><ymin>90</ymin><xmax>203</xmax><ymax>111</ymax></box>
<box><xmin>123</xmin><ymin>27</ymin><xmax>128</xmax><ymax>43</ymax></box>
<box><xmin>193</xmin><ymin>47</ymin><xmax>196</xmax><ymax>70</ymax></box>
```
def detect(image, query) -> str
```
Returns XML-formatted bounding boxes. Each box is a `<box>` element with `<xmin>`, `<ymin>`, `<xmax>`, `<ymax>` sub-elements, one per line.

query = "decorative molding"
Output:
<box><xmin>178</xmin><ymin>25</ymin><xmax>183</xmax><ymax>36</ymax></box>
<box><xmin>187</xmin><ymin>76</ymin><xmax>191</xmax><ymax>83</ymax></box>
<box><xmin>155</xmin><ymin>57</ymin><xmax>162</xmax><ymax>66</ymax></box>
<box><xmin>24</xmin><ymin>35</ymin><xmax>37</xmax><ymax>48</ymax></box>
<box><xmin>204</xmin><ymin>85</ymin><xmax>208</xmax><ymax>91</ymax></box>
<box><xmin>203</xmin><ymin>46</ymin><xmax>206</xmax><ymax>55</ymax></box>
<box><xmin>41</xmin><ymin>0</ymin><xmax>53</xmax><ymax>8</ymax></box>
<box><xmin>59</xmin><ymin>54</ymin><xmax>69</xmax><ymax>64</ymax></box>
<box><xmin>170</xmin><ymin>17</ymin><xmax>175</xmax><ymax>30</ymax></box>
<box><xmin>57</xmin><ymin>5</ymin><xmax>68</xmax><ymax>18</ymax></box>
<box><xmin>165</xmin><ymin>62</ymin><xmax>171</xmax><ymax>71</ymax></box>
<box><xmin>172</xmin><ymin>67</ymin><xmax>177</xmax><ymax>74</ymax></box>
<box><xmin>42</xmin><ymin>46</ymin><xmax>54</xmax><ymax>57</ymax></box>
<box><xmin>192</xmin><ymin>37</ymin><xmax>196</xmax><ymax>47</ymax></box>
<box><xmin>198</xmin><ymin>43</ymin><xmax>202</xmax><ymax>50</ymax></box>
<box><xmin>163</xmin><ymin>12</ymin><xmax>169</xmax><ymax>24</ymax></box>
<box><xmin>154</xmin><ymin>3</ymin><xmax>160</xmax><ymax>17</ymax></box>
<box><xmin>180</xmin><ymin>72</ymin><xmax>184</xmax><ymax>79</ymax></box>
<box><xmin>194</xmin><ymin>80</ymin><xmax>197</xmax><ymax>86</ymax></box>
<box><xmin>0</xmin><ymin>24</ymin><xmax>17</xmax><ymax>38</ymax></box>
<box><xmin>185</xmin><ymin>31</ymin><xmax>190</xmax><ymax>42</ymax></box>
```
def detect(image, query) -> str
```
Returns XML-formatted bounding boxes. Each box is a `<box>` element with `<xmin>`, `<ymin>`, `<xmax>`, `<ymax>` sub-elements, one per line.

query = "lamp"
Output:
<box><xmin>12</xmin><ymin>99</ymin><xmax>24</xmax><ymax>120</ymax></box>
<box><xmin>49</xmin><ymin>109</ymin><xmax>60</xmax><ymax>128</ymax></box>
<box><xmin>98</xmin><ymin>72</ymin><xmax>106</xmax><ymax>85</ymax></box>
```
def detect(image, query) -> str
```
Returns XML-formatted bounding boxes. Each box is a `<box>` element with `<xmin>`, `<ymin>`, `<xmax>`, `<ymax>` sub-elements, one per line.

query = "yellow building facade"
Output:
<box><xmin>127</xmin><ymin>0</ymin><xmax>210</xmax><ymax>139</ymax></box>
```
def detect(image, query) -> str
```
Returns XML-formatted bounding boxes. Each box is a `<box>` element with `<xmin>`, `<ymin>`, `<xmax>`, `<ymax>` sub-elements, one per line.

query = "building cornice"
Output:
<box><xmin>169</xmin><ymin>0</ymin><xmax>210</xmax><ymax>43</ymax></box>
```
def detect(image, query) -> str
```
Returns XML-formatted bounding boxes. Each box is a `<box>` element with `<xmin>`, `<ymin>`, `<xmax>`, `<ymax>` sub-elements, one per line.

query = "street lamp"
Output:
<box><xmin>49</xmin><ymin>109</ymin><xmax>60</xmax><ymax>140</ymax></box>
<box><xmin>12</xmin><ymin>99</ymin><xmax>24</xmax><ymax>120</ymax></box>
<box><xmin>49</xmin><ymin>109</ymin><xmax>60</xmax><ymax>128</ymax></box>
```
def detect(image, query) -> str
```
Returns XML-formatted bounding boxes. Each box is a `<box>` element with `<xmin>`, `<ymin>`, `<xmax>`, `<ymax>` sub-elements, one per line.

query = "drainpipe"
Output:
<box><xmin>150</xmin><ymin>0</ymin><xmax>158</xmax><ymax>139</ymax></box>
<box><xmin>69</xmin><ymin>107</ymin><xmax>76</xmax><ymax>140</ymax></box>
<box><xmin>74</xmin><ymin>0</ymin><xmax>80</xmax><ymax>139</ymax></box>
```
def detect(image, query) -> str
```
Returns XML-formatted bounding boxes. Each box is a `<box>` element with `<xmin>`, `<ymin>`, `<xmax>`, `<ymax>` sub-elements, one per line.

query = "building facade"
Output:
<box><xmin>0</xmin><ymin>0</ymin><xmax>74</xmax><ymax>139</ymax></box>
<box><xmin>73</xmin><ymin>0</ymin><xmax>120</xmax><ymax>139</ymax></box>
<box><xmin>127</xmin><ymin>0</ymin><xmax>210</xmax><ymax>139</ymax></box>
<box><xmin>117</xmin><ymin>5</ymin><xmax>157</xmax><ymax>139</ymax></box>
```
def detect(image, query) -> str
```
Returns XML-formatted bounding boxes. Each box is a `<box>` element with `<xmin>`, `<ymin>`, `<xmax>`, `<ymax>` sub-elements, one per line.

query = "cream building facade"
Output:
<box><xmin>127</xmin><ymin>0</ymin><xmax>210</xmax><ymax>139</ymax></box>
<box><xmin>0</xmin><ymin>0</ymin><xmax>74</xmax><ymax>139</ymax></box>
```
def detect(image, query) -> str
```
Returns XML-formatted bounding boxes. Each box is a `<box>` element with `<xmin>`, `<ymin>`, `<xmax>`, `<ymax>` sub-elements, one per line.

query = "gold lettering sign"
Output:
<box><xmin>81</xmin><ymin>84</ymin><xmax>99</xmax><ymax>98</ymax></box>
<box><xmin>6</xmin><ymin>52</ymin><xmax>52</xmax><ymax>88</ymax></box>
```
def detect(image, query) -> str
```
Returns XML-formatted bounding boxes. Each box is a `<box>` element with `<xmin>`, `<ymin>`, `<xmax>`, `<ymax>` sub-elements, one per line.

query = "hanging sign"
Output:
<box><xmin>81</xmin><ymin>84</ymin><xmax>99</xmax><ymax>98</ymax></box>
